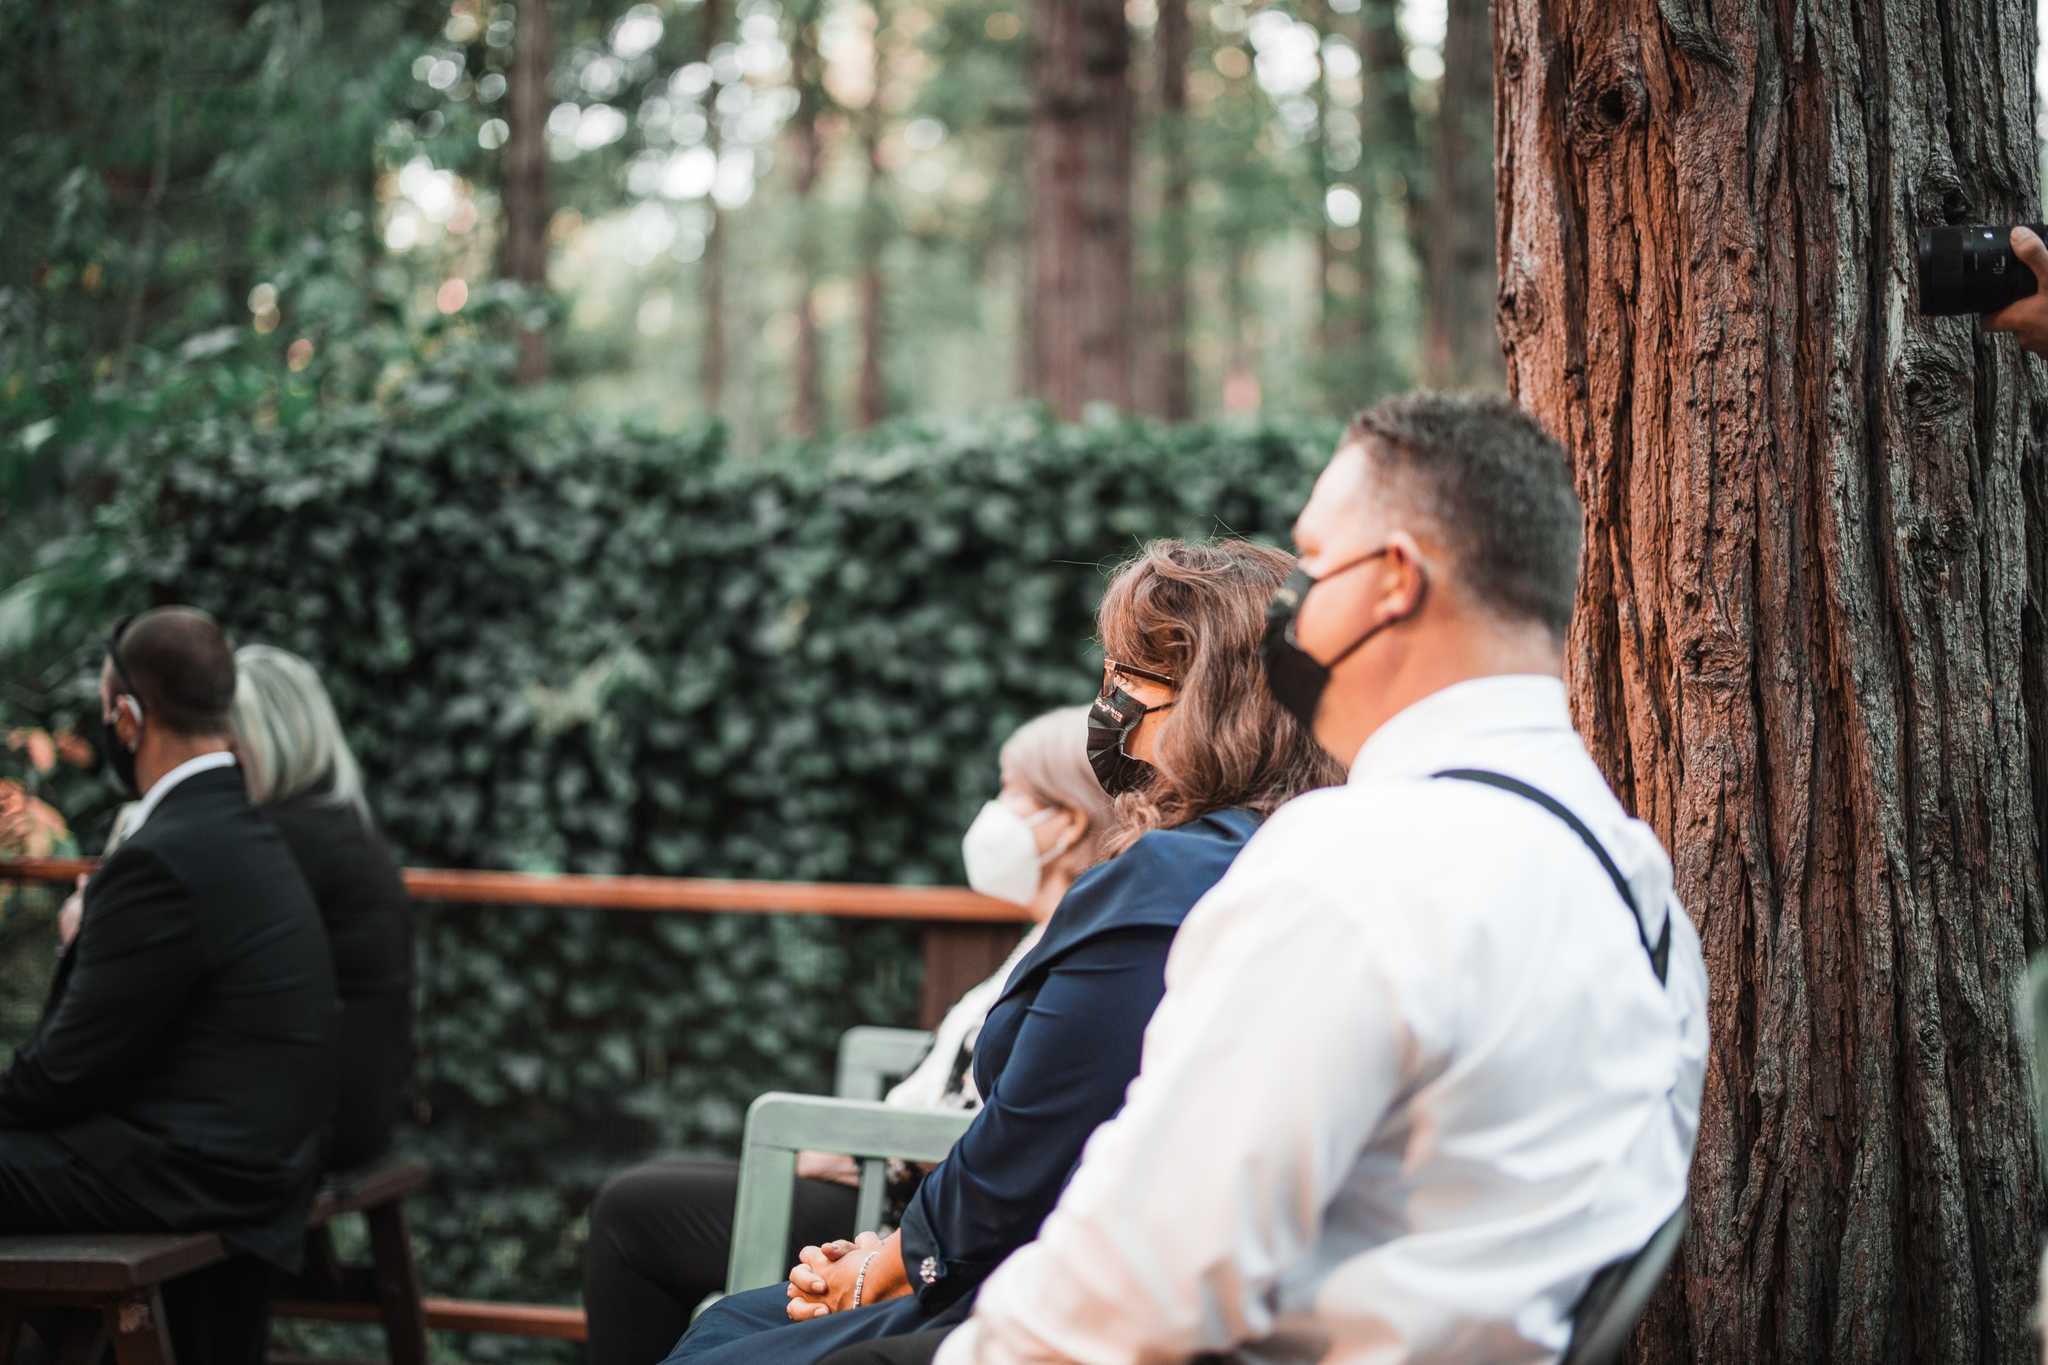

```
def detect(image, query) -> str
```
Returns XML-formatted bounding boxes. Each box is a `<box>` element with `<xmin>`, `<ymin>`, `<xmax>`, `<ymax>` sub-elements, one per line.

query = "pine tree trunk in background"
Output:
<box><xmin>1028</xmin><ymin>0</ymin><xmax>1134</xmax><ymax>419</ymax></box>
<box><xmin>700</xmin><ymin>0</ymin><xmax>727</xmax><ymax>419</ymax></box>
<box><xmin>501</xmin><ymin>0</ymin><xmax>553</xmax><ymax>385</ymax></box>
<box><xmin>1221</xmin><ymin>240</ymin><xmax>1257</xmax><ymax>411</ymax></box>
<box><xmin>1307</xmin><ymin>0</ymin><xmax>1336</xmax><ymax>405</ymax></box>
<box><xmin>1420</xmin><ymin>0</ymin><xmax>1499</xmax><ymax>389</ymax></box>
<box><xmin>856</xmin><ymin>0</ymin><xmax>890</xmax><ymax>429</ymax></box>
<box><xmin>1152</xmin><ymin>0</ymin><xmax>1192</xmax><ymax>421</ymax></box>
<box><xmin>1014</xmin><ymin>232</ymin><xmax>1035</xmax><ymax>400</ymax></box>
<box><xmin>1355</xmin><ymin>0</ymin><xmax>1421</xmax><ymax>382</ymax></box>
<box><xmin>1495</xmin><ymin>1</ymin><xmax>2047</xmax><ymax>1360</ymax></box>
<box><xmin>788</xmin><ymin>4</ymin><xmax>826</xmax><ymax>439</ymax></box>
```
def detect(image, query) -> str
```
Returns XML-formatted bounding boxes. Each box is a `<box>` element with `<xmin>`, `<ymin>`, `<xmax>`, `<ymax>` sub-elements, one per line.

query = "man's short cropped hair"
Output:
<box><xmin>108</xmin><ymin>607</ymin><xmax>238</xmax><ymax>737</ymax></box>
<box><xmin>1345</xmin><ymin>392</ymin><xmax>1583</xmax><ymax>638</ymax></box>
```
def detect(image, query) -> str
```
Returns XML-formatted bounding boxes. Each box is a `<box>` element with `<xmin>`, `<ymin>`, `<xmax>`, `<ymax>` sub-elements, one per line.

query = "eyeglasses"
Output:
<box><xmin>1100</xmin><ymin>658</ymin><xmax>1175</xmax><ymax>695</ymax></box>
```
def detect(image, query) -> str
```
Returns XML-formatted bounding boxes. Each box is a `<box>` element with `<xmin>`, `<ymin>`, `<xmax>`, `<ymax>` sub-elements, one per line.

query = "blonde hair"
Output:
<box><xmin>999</xmin><ymin>705</ymin><xmax>1114</xmax><ymax>877</ymax></box>
<box><xmin>229</xmin><ymin>645</ymin><xmax>368</xmax><ymax>816</ymax></box>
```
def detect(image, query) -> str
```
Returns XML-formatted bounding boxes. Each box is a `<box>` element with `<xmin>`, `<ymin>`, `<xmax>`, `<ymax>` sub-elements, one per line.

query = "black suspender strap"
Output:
<box><xmin>1432</xmin><ymin>768</ymin><xmax>1671</xmax><ymax>985</ymax></box>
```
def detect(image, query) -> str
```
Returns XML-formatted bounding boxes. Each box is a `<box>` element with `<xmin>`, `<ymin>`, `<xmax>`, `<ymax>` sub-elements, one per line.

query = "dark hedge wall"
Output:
<box><xmin>19</xmin><ymin>399</ymin><xmax>1339</xmax><ymax>1355</ymax></box>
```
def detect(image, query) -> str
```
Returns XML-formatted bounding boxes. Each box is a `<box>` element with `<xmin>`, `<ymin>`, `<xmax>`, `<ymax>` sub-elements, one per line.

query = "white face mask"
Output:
<box><xmin>961</xmin><ymin>800</ymin><xmax>1067</xmax><ymax>906</ymax></box>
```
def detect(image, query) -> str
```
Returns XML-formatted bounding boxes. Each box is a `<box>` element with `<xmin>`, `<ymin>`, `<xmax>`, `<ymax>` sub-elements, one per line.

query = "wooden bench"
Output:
<box><xmin>0</xmin><ymin>1158</ymin><xmax>432</xmax><ymax>1365</ymax></box>
<box><xmin>0</xmin><ymin>858</ymin><xmax>1010</xmax><ymax>1347</ymax></box>
<box><xmin>0</xmin><ymin>1231</ymin><xmax>224</xmax><ymax>1364</ymax></box>
<box><xmin>268</xmin><ymin>1154</ymin><xmax>588</xmax><ymax>1348</ymax></box>
<box><xmin>272</xmin><ymin>1158</ymin><xmax>432</xmax><ymax>1365</ymax></box>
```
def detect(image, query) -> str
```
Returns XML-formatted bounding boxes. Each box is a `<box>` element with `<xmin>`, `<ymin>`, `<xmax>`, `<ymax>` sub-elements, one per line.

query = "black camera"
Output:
<box><xmin>1916</xmin><ymin>224</ymin><xmax>2047</xmax><ymax>315</ymax></box>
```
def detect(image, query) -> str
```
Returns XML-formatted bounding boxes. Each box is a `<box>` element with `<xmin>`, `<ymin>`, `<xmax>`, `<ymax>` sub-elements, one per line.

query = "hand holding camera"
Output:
<box><xmin>1915</xmin><ymin>222</ymin><xmax>2048</xmax><ymax>355</ymax></box>
<box><xmin>1983</xmin><ymin>228</ymin><xmax>2048</xmax><ymax>354</ymax></box>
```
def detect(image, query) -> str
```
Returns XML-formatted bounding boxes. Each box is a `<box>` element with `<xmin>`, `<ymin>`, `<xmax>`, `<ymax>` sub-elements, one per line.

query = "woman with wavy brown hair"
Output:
<box><xmin>665</xmin><ymin>538</ymin><xmax>1341</xmax><ymax>1365</ymax></box>
<box><xmin>1086</xmin><ymin>538</ymin><xmax>1343</xmax><ymax>854</ymax></box>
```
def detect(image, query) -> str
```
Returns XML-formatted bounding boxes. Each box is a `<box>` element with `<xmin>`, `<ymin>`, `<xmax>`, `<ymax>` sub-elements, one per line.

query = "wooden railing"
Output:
<box><xmin>0</xmin><ymin>856</ymin><xmax>1032</xmax><ymax>1344</ymax></box>
<box><xmin>3</xmin><ymin>856</ymin><xmax>1029</xmax><ymax>920</ymax></box>
<box><xmin>3</xmin><ymin>856</ymin><xmax>1032</xmax><ymax>1028</ymax></box>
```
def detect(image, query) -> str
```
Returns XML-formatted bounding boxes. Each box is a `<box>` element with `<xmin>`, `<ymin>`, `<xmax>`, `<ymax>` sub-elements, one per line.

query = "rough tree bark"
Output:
<box><xmin>1494</xmin><ymin>2</ymin><xmax>2047</xmax><ymax>1362</ymax></box>
<box><xmin>500</xmin><ymin>0</ymin><xmax>553</xmax><ymax>385</ymax></box>
<box><xmin>1421</xmin><ymin>0</ymin><xmax>1500</xmax><ymax>389</ymax></box>
<box><xmin>788</xmin><ymin>0</ymin><xmax>827</xmax><ymax>439</ymax></box>
<box><xmin>700</xmin><ymin>0</ymin><xmax>727</xmax><ymax>418</ymax></box>
<box><xmin>1151</xmin><ymin>0</ymin><xmax>1193</xmax><ymax>422</ymax></box>
<box><xmin>856</xmin><ymin>0</ymin><xmax>890</xmax><ymax>429</ymax></box>
<box><xmin>1028</xmin><ymin>0</ymin><xmax>1134</xmax><ymax>419</ymax></box>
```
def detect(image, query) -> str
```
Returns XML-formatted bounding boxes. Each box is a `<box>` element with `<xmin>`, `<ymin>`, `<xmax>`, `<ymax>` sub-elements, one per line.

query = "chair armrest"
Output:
<box><xmin>726</xmin><ymin>1093</ymin><xmax>973</xmax><ymax>1295</ymax></box>
<box><xmin>1560</xmin><ymin>1199</ymin><xmax>1689</xmax><ymax>1365</ymax></box>
<box><xmin>2029</xmin><ymin>956</ymin><xmax>2048</xmax><ymax>1156</ymax></box>
<box><xmin>834</xmin><ymin>1026</ymin><xmax>937</xmax><ymax>1101</ymax></box>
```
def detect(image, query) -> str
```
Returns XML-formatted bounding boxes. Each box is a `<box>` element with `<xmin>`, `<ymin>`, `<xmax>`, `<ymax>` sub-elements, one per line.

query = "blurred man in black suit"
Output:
<box><xmin>0</xmin><ymin>607</ymin><xmax>339</xmax><ymax>1363</ymax></box>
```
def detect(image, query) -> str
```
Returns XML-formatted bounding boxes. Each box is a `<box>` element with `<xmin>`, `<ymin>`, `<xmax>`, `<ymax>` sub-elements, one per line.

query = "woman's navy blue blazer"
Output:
<box><xmin>664</xmin><ymin>806</ymin><xmax>1261</xmax><ymax>1365</ymax></box>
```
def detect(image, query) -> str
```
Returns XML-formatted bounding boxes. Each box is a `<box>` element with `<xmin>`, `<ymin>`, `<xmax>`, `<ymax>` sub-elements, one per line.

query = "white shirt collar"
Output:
<box><xmin>122</xmin><ymin>750</ymin><xmax>238</xmax><ymax>840</ymax></box>
<box><xmin>1347</xmin><ymin>674</ymin><xmax>1573</xmax><ymax>783</ymax></box>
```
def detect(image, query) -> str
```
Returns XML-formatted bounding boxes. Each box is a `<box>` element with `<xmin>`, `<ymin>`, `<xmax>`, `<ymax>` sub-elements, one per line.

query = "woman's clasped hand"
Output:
<box><xmin>785</xmin><ymin>1232</ymin><xmax>904</xmax><ymax>1320</ymax></box>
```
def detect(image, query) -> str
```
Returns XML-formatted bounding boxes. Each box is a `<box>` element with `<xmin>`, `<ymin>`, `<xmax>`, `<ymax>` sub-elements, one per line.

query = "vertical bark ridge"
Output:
<box><xmin>1495</xmin><ymin>1</ymin><xmax>2047</xmax><ymax>1360</ymax></box>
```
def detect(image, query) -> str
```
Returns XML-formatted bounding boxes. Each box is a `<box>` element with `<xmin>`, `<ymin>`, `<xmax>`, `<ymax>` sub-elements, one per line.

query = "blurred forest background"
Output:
<box><xmin>0</xmin><ymin>0</ymin><xmax>1500</xmax><ymax>455</ymax></box>
<box><xmin>0</xmin><ymin>2</ymin><xmax>1500</xmax><ymax>1345</ymax></box>
<box><xmin>9</xmin><ymin>1</ymin><xmax>2048</xmax><ymax>1356</ymax></box>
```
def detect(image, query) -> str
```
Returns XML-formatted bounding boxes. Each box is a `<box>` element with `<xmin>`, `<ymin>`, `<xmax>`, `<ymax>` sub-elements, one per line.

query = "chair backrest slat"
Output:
<box><xmin>1559</xmin><ymin>1200</ymin><xmax>1689</xmax><ymax>1365</ymax></box>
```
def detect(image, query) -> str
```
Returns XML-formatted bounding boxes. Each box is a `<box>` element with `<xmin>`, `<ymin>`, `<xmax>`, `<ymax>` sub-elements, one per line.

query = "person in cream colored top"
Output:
<box><xmin>579</xmin><ymin>706</ymin><xmax>1110</xmax><ymax>1365</ymax></box>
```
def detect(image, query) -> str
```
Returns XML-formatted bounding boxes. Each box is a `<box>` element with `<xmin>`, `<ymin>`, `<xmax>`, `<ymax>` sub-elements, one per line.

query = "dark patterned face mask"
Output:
<box><xmin>1086</xmin><ymin>660</ymin><xmax>1175</xmax><ymax>797</ymax></box>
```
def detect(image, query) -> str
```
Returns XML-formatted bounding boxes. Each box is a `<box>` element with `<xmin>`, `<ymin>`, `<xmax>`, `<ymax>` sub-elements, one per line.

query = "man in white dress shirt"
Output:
<box><xmin>917</xmin><ymin>393</ymin><xmax>1710</xmax><ymax>1363</ymax></box>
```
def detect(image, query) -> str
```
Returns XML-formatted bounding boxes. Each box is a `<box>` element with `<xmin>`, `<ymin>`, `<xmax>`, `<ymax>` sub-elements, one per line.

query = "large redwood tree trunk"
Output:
<box><xmin>500</xmin><ymin>0</ymin><xmax>554</xmax><ymax>385</ymax></box>
<box><xmin>1028</xmin><ymin>0</ymin><xmax>1134</xmax><ymax>419</ymax></box>
<box><xmin>1495</xmin><ymin>2</ymin><xmax>2047</xmax><ymax>1361</ymax></box>
<box><xmin>1421</xmin><ymin>0</ymin><xmax>1500</xmax><ymax>389</ymax></box>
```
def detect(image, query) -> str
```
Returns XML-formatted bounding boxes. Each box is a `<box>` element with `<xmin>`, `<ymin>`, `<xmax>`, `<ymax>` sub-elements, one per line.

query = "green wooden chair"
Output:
<box><xmin>1556</xmin><ymin>1199</ymin><xmax>1688</xmax><ymax>1365</ymax></box>
<box><xmin>700</xmin><ymin>1027</ymin><xmax>973</xmax><ymax>1310</ymax></box>
<box><xmin>834</xmin><ymin>1026</ymin><xmax>939</xmax><ymax>1104</ymax></box>
<box><xmin>722</xmin><ymin>1093</ymin><xmax>974</xmax><ymax>1297</ymax></box>
<box><xmin>2028</xmin><ymin>956</ymin><xmax>2048</xmax><ymax>1160</ymax></box>
<box><xmin>2026</xmin><ymin>955</ymin><xmax>2048</xmax><ymax>1363</ymax></box>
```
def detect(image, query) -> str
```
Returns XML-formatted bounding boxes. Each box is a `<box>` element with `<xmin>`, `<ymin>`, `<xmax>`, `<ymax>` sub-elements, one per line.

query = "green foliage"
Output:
<box><xmin>0</xmin><ymin>0</ymin><xmax>434</xmax><ymax>402</ymax></box>
<box><xmin>4</xmin><ymin>0</ymin><xmax>1444</xmax><ymax>464</ymax></box>
<box><xmin>4</xmin><ymin>361</ymin><xmax>1338</xmax><ymax>1339</ymax></box>
<box><xmin>0</xmin><ymin>2</ymin><xmax>1369</xmax><ymax>1342</ymax></box>
<box><xmin>0</xmin><ymin>883</ymin><xmax>65</xmax><ymax>1058</ymax></box>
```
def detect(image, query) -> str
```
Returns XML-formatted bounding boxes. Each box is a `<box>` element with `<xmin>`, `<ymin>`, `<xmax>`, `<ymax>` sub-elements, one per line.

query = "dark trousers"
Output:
<box><xmin>0</xmin><ymin>1129</ymin><xmax>272</xmax><ymax>1364</ymax></box>
<box><xmin>0</xmin><ymin>1128</ymin><xmax>160</xmax><ymax>1235</ymax></box>
<box><xmin>814</xmin><ymin>1322</ymin><xmax>1226</xmax><ymax>1365</ymax></box>
<box><xmin>816</xmin><ymin>1323</ymin><xmax>961</xmax><ymax>1364</ymax></box>
<box><xmin>584</xmin><ymin>1157</ymin><xmax>860</xmax><ymax>1365</ymax></box>
<box><xmin>326</xmin><ymin>994</ymin><xmax>408</xmax><ymax>1172</ymax></box>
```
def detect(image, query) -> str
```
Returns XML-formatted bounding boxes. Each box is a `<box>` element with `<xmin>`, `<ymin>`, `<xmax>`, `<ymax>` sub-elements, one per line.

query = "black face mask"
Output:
<box><xmin>1086</xmin><ymin>661</ymin><xmax>1176</xmax><ymax>797</ymax></box>
<box><xmin>1260</xmin><ymin>548</ymin><xmax>1426</xmax><ymax>732</ymax></box>
<box><xmin>102</xmin><ymin>617</ymin><xmax>142</xmax><ymax>797</ymax></box>
<box><xmin>100</xmin><ymin>709</ymin><xmax>139</xmax><ymax>797</ymax></box>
